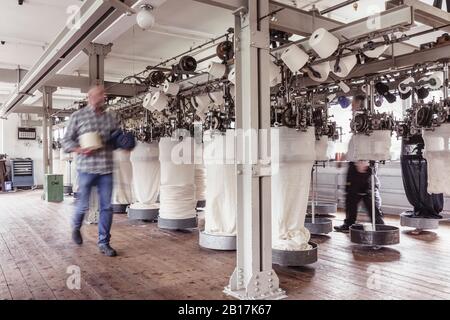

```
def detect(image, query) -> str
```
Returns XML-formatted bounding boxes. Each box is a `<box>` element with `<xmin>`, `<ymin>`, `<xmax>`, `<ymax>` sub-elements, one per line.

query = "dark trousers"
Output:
<box><xmin>344</xmin><ymin>192</ymin><xmax>385</xmax><ymax>226</ymax></box>
<box><xmin>73</xmin><ymin>171</ymin><xmax>113</xmax><ymax>245</ymax></box>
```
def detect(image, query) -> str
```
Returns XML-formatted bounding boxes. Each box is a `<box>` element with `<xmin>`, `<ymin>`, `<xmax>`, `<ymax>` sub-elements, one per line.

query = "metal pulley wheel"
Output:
<box><xmin>216</xmin><ymin>41</ymin><xmax>234</xmax><ymax>61</ymax></box>
<box><xmin>148</xmin><ymin>71</ymin><xmax>166</xmax><ymax>86</ymax></box>
<box><xmin>179</xmin><ymin>55</ymin><xmax>197</xmax><ymax>73</ymax></box>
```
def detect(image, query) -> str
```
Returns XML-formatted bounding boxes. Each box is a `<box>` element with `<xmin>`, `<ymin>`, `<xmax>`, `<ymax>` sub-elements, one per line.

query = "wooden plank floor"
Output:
<box><xmin>0</xmin><ymin>190</ymin><xmax>450</xmax><ymax>300</ymax></box>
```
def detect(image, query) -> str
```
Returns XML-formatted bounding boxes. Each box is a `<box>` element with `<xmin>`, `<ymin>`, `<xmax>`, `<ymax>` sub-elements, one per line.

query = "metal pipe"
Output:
<box><xmin>320</xmin><ymin>0</ymin><xmax>358</xmax><ymax>15</ymax></box>
<box><xmin>371</xmin><ymin>163</ymin><xmax>376</xmax><ymax>231</ymax></box>
<box><xmin>443</xmin><ymin>61</ymin><xmax>449</xmax><ymax>98</ymax></box>
<box><xmin>311</xmin><ymin>167</ymin><xmax>315</xmax><ymax>224</ymax></box>
<box><xmin>369</xmin><ymin>80</ymin><xmax>375</xmax><ymax>114</ymax></box>
<box><xmin>42</xmin><ymin>106</ymin><xmax>48</xmax><ymax>176</ymax></box>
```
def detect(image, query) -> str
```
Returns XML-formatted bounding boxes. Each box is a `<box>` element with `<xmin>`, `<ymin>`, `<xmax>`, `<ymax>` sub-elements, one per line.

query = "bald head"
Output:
<box><xmin>88</xmin><ymin>85</ymin><xmax>106</xmax><ymax>111</ymax></box>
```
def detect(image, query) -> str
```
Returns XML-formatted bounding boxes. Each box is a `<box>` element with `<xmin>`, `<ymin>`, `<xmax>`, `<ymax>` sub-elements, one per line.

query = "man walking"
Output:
<box><xmin>63</xmin><ymin>85</ymin><xmax>119</xmax><ymax>257</ymax></box>
<box><xmin>334</xmin><ymin>95</ymin><xmax>385</xmax><ymax>233</ymax></box>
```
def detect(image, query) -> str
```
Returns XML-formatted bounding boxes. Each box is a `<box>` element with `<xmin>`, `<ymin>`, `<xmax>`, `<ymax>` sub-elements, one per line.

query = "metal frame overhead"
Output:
<box><xmin>271</xmin><ymin>4</ymin><xmax>416</xmax><ymax>55</ymax></box>
<box><xmin>0</xmin><ymin>0</ymin><xmax>139</xmax><ymax>117</ymax></box>
<box><xmin>387</xmin><ymin>0</ymin><xmax>450</xmax><ymax>33</ymax></box>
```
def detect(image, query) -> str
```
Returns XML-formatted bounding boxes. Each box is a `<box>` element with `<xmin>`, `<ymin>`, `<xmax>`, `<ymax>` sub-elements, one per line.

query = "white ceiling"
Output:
<box><xmin>0</xmin><ymin>0</ymin><xmax>447</xmax><ymax>109</ymax></box>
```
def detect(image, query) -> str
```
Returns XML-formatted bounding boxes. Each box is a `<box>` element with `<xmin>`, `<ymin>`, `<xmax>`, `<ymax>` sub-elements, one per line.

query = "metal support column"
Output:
<box><xmin>40</xmin><ymin>86</ymin><xmax>57</xmax><ymax>174</ymax></box>
<box><xmin>83</xmin><ymin>43</ymin><xmax>112</xmax><ymax>87</ymax></box>
<box><xmin>443</xmin><ymin>61</ymin><xmax>449</xmax><ymax>98</ymax></box>
<box><xmin>224</xmin><ymin>0</ymin><xmax>285</xmax><ymax>300</ymax></box>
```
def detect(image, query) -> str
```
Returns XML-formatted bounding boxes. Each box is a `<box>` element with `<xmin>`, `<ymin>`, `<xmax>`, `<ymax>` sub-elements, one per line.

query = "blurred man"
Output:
<box><xmin>62</xmin><ymin>85</ymin><xmax>119</xmax><ymax>257</ymax></box>
<box><xmin>334</xmin><ymin>95</ymin><xmax>385</xmax><ymax>233</ymax></box>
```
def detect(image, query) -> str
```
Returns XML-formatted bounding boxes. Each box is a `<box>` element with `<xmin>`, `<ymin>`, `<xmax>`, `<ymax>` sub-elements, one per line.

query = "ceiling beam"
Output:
<box><xmin>12</xmin><ymin>105</ymin><xmax>76</xmax><ymax>116</ymax></box>
<box><xmin>195</xmin><ymin>0</ymin><xmax>417</xmax><ymax>54</ymax></box>
<box><xmin>148</xmin><ymin>23</ymin><xmax>217</xmax><ymax>41</ymax></box>
<box><xmin>194</xmin><ymin>0</ymin><xmax>340</xmax><ymax>36</ymax></box>
<box><xmin>0</xmin><ymin>68</ymin><xmax>27</xmax><ymax>84</ymax></box>
<box><xmin>192</xmin><ymin>0</ymin><xmax>246</xmax><ymax>11</ymax></box>
<box><xmin>386</xmin><ymin>0</ymin><xmax>450</xmax><ymax>33</ymax></box>
<box><xmin>0</xmin><ymin>0</ymin><xmax>140</xmax><ymax>117</ymax></box>
<box><xmin>272</xmin><ymin>5</ymin><xmax>416</xmax><ymax>55</ymax></box>
<box><xmin>0</xmin><ymin>70</ymin><xmax>147</xmax><ymax>98</ymax></box>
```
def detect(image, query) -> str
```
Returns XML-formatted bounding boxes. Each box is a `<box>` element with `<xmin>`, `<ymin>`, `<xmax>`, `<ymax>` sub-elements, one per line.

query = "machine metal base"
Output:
<box><xmin>272</xmin><ymin>242</ymin><xmax>318</xmax><ymax>267</ymax></box>
<box><xmin>400</xmin><ymin>211</ymin><xmax>440</xmax><ymax>233</ymax></box>
<box><xmin>199</xmin><ymin>231</ymin><xmax>236</xmax><ymax>251</ymax></box>
<box><xmin>127</xmin><ymin>207</ymin><xmax>159</xmax><ymax>221</ymax></box>
<box><xmin>350</xmin><ymin>224</ymin><xmax>400</xmax><ymax>247</ymax></box>
<box><xmin>158</xmin><ymin>216</ymin><xmax>198</xmax><ymax>230</ymax></box>
<box><xmin>223</xmin><ymin>286</ymin><xmax>287</xmax><ymax>300</ymax></box>
<box><xmin>112</xmin><ymin>204</ymin><xmax>129</xmax><ymax>214</ymax></box>
<box><xmin>305</xmin><ymin>217</ymin><xmax>333</xmax><ymax>235</ymax></box>
<box><xmin>307</xmin><ymin>202</ymin><xmax>337</xmax><ymax>216</ymax></box>
<box><xmin>63</xmin><ymin>185</ymin><xmax>73</xmax><ymax>195</ymax></box>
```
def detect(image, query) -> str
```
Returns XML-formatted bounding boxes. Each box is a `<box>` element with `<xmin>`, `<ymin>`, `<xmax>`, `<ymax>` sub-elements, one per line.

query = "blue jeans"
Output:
<box><xmin>73</xmin><ymin>172</ymin><xmax>113</xmax><ymax>245</ymax></box>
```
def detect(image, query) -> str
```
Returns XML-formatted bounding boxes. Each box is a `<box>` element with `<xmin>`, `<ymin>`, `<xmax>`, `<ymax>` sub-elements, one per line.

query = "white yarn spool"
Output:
<box><xmin>143</xmin><ymin>92</ymin><xmax>153</xmax><ymax>111</ymax></box>
<box><xmin>309</xmin><ymin>28</ymin><xmax>339</xmax><ymax>59</ymax></box>
<box><xmin>207</xmin><ymin>62</ymin><xmax>226</xmax><ymax>79</ymax></box>
<box><xmin>163</xmin><ymin>80</ymin><xmax>180</xmax><ymax>96</ymax></box>
<box><xmin>228</xmin><ymin>67</ymin><xmax>236</xmax><ymax>85</ymax></box>
<box><xmin>112</xmin><ymin>149</ymin><xmax>134</xmax><ymax>206</ymax></box>
<box><xmin>129</xmin><ymin>142</ymin><xmax>160</xmax><ymax>210</ymax></box>
<box><xmin>271</xmin><ymin>127</ymin><xmax>315</xmax><ymax>251</ymax></box>
<box><xmin>330</xmin><ymin>53</ymin><xmax>357</xmax><ymax>78</ymax></box>
<box><xmin>159</xmin><ymin>137</ymin><xmax>197</xmax><ymax>220</ymax></box>
<box><xmin>280</xmin><ymin>44</ymin><xmax>309</xmax><ymax>73</ymax></box>
<box><xmin>307</xmin><ymin>61</ymin><xmax>331</xmax><ymax>83</ymax></box>
<box><xmin>150</xmin><ymin>91</ymin><xmax>169</xmax><ymax>111</ymax></box>
<box><xmin>79</xmin><ymin>132</ymin><xmax>103</xmax><ymax>150</ymax></box>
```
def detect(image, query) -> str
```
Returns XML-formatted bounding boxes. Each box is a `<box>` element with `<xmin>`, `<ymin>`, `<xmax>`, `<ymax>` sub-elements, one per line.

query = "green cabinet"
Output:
<box><xmin>44</xmin><ymin>174</ymin><xmax>64</xmax><ymax>203</ymax></box>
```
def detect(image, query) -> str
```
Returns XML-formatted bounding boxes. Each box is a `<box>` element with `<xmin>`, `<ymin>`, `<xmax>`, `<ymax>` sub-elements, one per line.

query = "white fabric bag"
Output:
<box><xmin>159</xmin><ymin>137</ymin><xmax>197</xmax><ymax>220</ymax></box>
<box><xmin>423</xmin><ymin>123</ymin><xmax>450</xmax><ymax>196</ymax></box>
<box><xmin>271</xmin><ymin>127</ymin><xmax>315</xmax><ymax>251</ymax></box>
<box><xmin>203</xmin><ymin>131</ymin><xmax>237</xmax><ymax>236</ymax></box>
<box><xmin>129</xmin><ymin>142</ymin><xmax>160</xmax><ymax>210</ymax></box>
<box><xmin>112</xmin><ymin>149</ymin><xmax>134</xmax><ymax>205</ymax></box>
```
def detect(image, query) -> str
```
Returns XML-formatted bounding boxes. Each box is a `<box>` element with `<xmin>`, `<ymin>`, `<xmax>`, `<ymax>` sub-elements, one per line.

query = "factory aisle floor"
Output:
<box><xmin>0</xmin><ymin>191</ymin><xmax>450</xmax><ymax>300</ymax></box>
